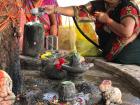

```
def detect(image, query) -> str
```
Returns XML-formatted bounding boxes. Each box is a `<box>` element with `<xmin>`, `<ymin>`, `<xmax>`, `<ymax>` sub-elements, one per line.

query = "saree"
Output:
<box><xmin>104</xmin><ymin>1</ymin><xmax>140</xmax><ymax>63</ymax></box>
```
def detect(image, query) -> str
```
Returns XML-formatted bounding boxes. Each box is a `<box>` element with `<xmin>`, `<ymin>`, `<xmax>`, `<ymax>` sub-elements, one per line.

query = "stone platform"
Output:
<box><xmin>18</xmin><ymin>55</ymin><xmax>140</xmax><ymax>105</ymax></box>
<box><xmin>86</xmin><ymin>57</ymin><xmax>140</xmax><ymax>94</ymax></box>
<box><xmin>20</xmin><ymin>55</ymin><xmax>140</xmax><ymax>94</ymax></box>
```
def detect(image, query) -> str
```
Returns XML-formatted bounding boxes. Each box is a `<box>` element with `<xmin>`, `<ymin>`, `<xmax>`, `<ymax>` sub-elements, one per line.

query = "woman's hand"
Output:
<box><xmin>94</xmin><ymin>11</ymin><xmax>111</xmax><ymax>24</ymax></box>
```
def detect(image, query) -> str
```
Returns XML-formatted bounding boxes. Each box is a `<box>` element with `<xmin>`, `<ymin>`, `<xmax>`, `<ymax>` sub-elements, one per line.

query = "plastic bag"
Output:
<box><xmin>75</xmin><ymin>23</ymin><xmax>100</xmax><ymax>56</ymax></box>
<box><xmin>58</xmin><ymin>17</ymin><xmax>101</xmax><ymax>56</ymax></box>
<box><xmin>58</xmin><ymin>17</ymin><xmax>76</xmax><ymax>51</ymax></box>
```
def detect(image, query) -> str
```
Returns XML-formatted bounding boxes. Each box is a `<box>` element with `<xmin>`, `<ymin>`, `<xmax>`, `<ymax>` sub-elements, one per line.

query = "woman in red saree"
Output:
<box><xmin>44</xmin><ymin>0</ymin><xmax>140</xmax><ymax>65</ymax></box>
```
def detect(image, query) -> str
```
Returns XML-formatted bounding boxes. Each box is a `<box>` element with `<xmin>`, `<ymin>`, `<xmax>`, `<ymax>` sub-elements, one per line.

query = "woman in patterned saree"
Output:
<box><xmin>44</xmin><ymin>0</ymin><xmax>140</xmax><ymax>65</ymax></box>
<box><xmin>19</xmin><ymin>0</ymin><xmax>61</xmax><ymax>50</ymax></box>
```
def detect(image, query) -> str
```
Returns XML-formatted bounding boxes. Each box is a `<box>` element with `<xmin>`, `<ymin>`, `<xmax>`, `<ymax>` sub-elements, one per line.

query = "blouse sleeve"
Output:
<box><xmin>120</xmin><ymin>5</ymin><xmax>138</xmax><ymax>21</ymax></box>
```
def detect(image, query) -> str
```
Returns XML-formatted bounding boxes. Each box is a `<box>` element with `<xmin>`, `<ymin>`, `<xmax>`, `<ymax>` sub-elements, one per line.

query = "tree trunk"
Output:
<box><xmin>0</xmin><ymin>0</ymin><xmax>22</xmax><ymax>95</ymax></box>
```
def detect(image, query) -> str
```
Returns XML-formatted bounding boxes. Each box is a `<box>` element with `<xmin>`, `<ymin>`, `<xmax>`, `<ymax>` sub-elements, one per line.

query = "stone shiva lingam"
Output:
<box><xmin>57</xmin><ymin>81</ymin><xmax>102</xmax><ymax>105</ymax></box>
<box><xmin>0</xmin><ymin>70</ymin><xmax>16</xmax><ymax>105</ymax></box>
<box><xmin>62</xmin><ymin>52</ymin><xmax>93</xmax><ymax>82</ymax></box>
<box><xmin>59</xmin><ymin>81</ymin><xmax>76</xmax><ymax>102</ymax></box>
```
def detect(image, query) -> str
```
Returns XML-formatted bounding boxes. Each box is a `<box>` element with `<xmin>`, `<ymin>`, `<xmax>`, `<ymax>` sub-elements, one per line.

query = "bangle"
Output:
<box><xmin>72</xmin><ymin>6</ymin><xmax>78</xmax><ymax>17</ymax></box>
<box><xmin>54</xmin><ymin>6</ymin><xmax>58</xmax><ymax>13</ymax></box>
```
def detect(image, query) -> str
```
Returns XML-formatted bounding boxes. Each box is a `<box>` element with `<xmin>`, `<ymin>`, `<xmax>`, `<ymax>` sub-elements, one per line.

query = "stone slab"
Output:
<box><xmin>86</xmin><ymin>57</ymin><xmax>140</xmax><ymax>93</ymax></box>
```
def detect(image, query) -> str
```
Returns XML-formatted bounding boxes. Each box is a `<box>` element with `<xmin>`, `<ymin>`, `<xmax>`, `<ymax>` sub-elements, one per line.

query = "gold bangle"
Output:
<box><xmin>73</xmin><ymin>6</ymin><xmax>79</xmax><ymax>17</ymax></box>
<box><xmin>54</xmin><ymin>6</ymin><xmax>58</xmax><ymax>13</ymax></box>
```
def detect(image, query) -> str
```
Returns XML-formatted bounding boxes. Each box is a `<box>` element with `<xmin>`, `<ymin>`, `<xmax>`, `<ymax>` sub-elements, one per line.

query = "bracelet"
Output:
<box><xmin>72</xmin><ymin>6</ymin><xmax>78</xmax><ymax>17</ymax></box>
<box><xmin>54</xmin><ymin>6</ymin><xmax>58</xmax><ymax>13</ymax></box>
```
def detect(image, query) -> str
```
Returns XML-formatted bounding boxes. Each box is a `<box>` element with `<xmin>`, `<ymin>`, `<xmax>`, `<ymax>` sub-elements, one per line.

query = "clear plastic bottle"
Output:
<box><xmin>46</xmin><ymin>35</ymin><xmax>58</xmax><ymax>51</ymax></box>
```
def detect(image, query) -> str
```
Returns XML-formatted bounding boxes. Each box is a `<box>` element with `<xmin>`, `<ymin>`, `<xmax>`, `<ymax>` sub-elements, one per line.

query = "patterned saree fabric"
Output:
<box><xmin>105</xmin><ymin>2</ymin><xmax>140</xmax><ymax>61</ymax></box>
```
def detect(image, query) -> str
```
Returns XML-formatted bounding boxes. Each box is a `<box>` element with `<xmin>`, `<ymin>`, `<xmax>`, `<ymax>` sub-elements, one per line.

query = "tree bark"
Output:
<box><xmin>0</xmin><ymin>0</ymin><xmax>23</xmax><ymax>95</ymax></box>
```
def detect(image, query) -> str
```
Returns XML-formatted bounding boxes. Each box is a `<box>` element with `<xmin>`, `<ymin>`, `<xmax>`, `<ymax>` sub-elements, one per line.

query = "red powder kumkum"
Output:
<box><xmin>0</xmin><ymin>70</ymin><xmax>4</xmax><ymax>80</ymax></box>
